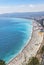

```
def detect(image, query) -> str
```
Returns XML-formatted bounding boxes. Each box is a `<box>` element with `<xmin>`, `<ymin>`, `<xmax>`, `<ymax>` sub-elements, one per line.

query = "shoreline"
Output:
<box><xmin>6</xmin><ymin>26</ymin><xmax>33</xmax><ymax>64</ymax></box>
<box><xmin>7</xmin><ymin>20</ymin><xmax>43</xmax><ymax>65</ymax></box>
<box><xmin>6</xmin><ymin>19</ymin><xmax>33</xmax><ymax>64</ymax></box>
<box><xmin>5</xmin><ymin>19</ymin><xmax>33</xmax><ymax>63</ymax></box>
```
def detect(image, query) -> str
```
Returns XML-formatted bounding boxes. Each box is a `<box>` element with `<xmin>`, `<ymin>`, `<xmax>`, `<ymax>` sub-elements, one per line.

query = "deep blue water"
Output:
<box><xmin>0</xmin><ymin>18</ymin><xmax>32</xmax><ymax>63</ymax></box>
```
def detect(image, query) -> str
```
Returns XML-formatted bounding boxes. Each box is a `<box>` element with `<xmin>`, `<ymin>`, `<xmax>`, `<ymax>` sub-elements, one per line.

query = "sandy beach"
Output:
<box><xmin>7</xmin><ymin>20</ymin><xmax>43</xmax><ymax>65</ymax></box>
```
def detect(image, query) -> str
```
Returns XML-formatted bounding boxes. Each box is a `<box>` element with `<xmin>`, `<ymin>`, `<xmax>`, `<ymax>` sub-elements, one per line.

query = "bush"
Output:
<box><xmin>27</xmin><ymin>57</ymin><xmax>40</xmax><ymax>65</ymax></box>
<box><xmin>40</xmin><ymin>45</ymin><xmax>44</xmax><ymax>54</ymax></box>
<box><xmin>0</xmin><ymin>60</ymin><xmax>6</xmax><ymax>65</ymax></box>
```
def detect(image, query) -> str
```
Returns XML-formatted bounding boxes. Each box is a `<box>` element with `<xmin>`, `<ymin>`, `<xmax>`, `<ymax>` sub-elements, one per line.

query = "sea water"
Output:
<box><xmin>0</xmin><ymin>18</ymin><xmax>32</xmax><ymax>63</ymax></box>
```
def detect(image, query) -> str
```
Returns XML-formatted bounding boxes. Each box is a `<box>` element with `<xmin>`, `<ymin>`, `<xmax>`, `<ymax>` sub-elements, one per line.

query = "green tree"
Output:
<box><xmin>27</xmin><ymin>57</ymin><xmax>40</xmax><ymax>65</ymax></box>
<box><xmin>0</xmin><ymin>60</ymin><xmax>6</xmax><ymax>65</ymax></box>
<box><xmin>40</xmin><ymin>45</ymin><xmax>44</xmax><ymax>54</ymax></box>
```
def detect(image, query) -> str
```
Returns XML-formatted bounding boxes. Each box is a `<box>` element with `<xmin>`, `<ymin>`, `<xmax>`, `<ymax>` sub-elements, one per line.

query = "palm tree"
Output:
<box><xmin>0</xmin><ymin>60</ymin><xmax>6</xmax><ymax>65</ymax></box>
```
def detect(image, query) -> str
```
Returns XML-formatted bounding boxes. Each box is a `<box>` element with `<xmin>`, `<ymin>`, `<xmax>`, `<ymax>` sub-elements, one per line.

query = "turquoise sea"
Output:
<box><xmin>0</xmin><ymin>18</ymin><xmax>32</xmax><ymax>63</ymax></box>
